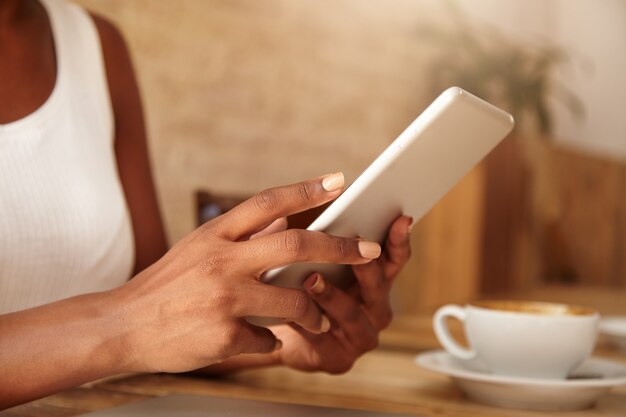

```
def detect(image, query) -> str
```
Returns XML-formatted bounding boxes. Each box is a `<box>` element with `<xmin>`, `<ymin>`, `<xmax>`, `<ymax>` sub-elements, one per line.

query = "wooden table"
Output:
<box><xmin>3</xmin><ymin>286</ymin><xmax>626</xmax><ymax>417</ymax></box>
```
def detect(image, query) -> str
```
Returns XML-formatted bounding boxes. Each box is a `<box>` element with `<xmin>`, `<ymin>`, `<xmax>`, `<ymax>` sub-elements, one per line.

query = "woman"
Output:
<box><xmin>0</xmin><ymin>0</ymin><xmax>412</xmax><ymax>408</ymax></box>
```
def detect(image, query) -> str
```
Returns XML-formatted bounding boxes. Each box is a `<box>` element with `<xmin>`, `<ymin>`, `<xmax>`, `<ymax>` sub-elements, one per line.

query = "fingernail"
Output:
<box><xmin>274</xmin><ymin>339</ymin><xmax>283</xmax><ymax>351</ymax></box>
<box><xmin>407</xmin><ymin>217</ymin><xmax>415</xmax><ymax>234</ymax></box>
<box><xmin>320</xmin><ymin>315</ymin><xmax>331</xmax><ymax>333</ymax></box>
<box><xmin>358</xmin><ymin>241</ymin><xmax>381</xmax><ymax>259</ymax></box>
<box><xmin>306</xmin><ymin>273</ymin><xmax>325</xmax><ymax>295</ymax></box>
<box><xmin>321</xmin><ymin>172</ymin><xmax>345</xmax><ymax>192</ymax></box>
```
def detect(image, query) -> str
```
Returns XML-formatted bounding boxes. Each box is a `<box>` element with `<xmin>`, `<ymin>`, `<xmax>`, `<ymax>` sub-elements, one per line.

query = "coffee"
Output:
<box><xmin>433</xmin><ymin>301</ymin><xmax>599</xmax><ymax>379</ymax></box>
<box><xmin>471</xmin><ymin>300</ymin><xmax>596</xmax><ymax>316</ymax></box>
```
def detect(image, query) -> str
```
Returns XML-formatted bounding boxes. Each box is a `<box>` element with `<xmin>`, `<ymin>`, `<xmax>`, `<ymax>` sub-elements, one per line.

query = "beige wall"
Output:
<box><xmin>75</xmin><ymin>0</ymin><xmax>438</xmax><ymax>243</ymax></box>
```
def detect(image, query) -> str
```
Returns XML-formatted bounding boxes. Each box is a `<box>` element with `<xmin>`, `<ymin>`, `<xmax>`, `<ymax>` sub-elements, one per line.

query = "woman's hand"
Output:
<box><xmin>114</xmin><ymin>173</ymin><xmax>382</xmax><ymax>373</ymax></box>
<box><xmin>270</xmin><ymin>215</ymin><xmax>412</xmax><ymax>373</ymax></box>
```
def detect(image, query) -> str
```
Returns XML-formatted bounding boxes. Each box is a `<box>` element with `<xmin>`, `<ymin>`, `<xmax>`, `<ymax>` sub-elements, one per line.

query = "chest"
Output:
<box><xmin>0</xmin><ymin>3</ymin><xmax>56</xmax><ymax>124</ymax></box>
<box><xmin>0</xmin><ymin>133</ymin><xmax>124</xmax><ymax>252</ymax></box>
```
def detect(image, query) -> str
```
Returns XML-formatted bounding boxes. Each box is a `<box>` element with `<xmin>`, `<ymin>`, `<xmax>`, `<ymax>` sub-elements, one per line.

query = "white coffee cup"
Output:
<box><xmin>433</xmin><ymin>300</ymin><xmax>599</xmax><ymax>379</ymax></box>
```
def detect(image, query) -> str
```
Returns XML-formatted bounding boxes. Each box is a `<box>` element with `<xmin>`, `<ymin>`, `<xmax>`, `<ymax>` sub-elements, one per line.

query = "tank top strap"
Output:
<box><xmin>39</xmin><ymin>0</ymin><xmax>114</xmax><ymax>144</ymax></box>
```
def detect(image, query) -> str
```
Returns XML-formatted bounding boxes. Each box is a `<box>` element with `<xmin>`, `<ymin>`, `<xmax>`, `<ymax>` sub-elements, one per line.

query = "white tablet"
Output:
<box><xmin>262</xmin><ymin>87</ymin><xmax>514</xmax><ymax>290</ymax></box>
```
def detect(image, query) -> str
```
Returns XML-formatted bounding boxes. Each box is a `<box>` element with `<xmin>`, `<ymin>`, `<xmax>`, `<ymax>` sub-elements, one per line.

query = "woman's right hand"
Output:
<box><xmin>112</xmin><ymin>173</ymin><xmax>381</xmax><ymax>373</ymax></box>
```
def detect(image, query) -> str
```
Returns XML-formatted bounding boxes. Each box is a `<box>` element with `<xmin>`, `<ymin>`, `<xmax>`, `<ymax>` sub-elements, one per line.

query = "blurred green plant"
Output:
<box><xmin>419</xmin><ymin>1</ymin><xmax>584</xmax><ymax>136</ymax></box>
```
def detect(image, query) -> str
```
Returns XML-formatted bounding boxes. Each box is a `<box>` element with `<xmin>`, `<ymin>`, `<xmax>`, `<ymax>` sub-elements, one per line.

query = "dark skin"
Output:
<box><xmin>0</xmin><ymin>0</ymin><xmax>167</xmax><ymax>273</ymax></box>
<box><xmin>0</xmin><ymin>0</ymin><xmax>56</xmax><ymax>123</ymax></box>
<box><xmin>0</xmin><ymin>0</ymin><xmax>412</xmax><ymax>407</ymax></box>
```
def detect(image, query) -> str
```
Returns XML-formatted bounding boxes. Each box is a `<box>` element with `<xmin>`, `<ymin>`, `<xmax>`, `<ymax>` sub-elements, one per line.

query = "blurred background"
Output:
<box><xmin>74</xmin><ymin>0</ymin><xmax>625</xmax><ymax>325</ymax></box>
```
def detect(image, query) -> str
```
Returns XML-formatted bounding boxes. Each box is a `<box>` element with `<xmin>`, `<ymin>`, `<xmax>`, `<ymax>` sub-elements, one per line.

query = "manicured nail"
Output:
<box><xmin>407</xmin><ymin>216</ymin><xmax>415</xmax><ymax>234</ymax></box>
<box><xmin>306</xmin><ymin>273</ymin><xmax>325</xmax><ymax>295</ymax></box>
<box><xmin>358</xmin><ymin>241</ymin><xmax>381</xmax><ymax>259</ymax></box>
<box><xmin>320</xmin><ymin>315</ymin><xmax>331</xmax><ymax>333</ymax></box>
<box><xmin>322</xmin><ymin>172</ymin><xmax>345</xmax><ymax>192</ymax></box>
<box><xmin>274</xmin><ymin>339</ymin><xmax>283</xmax><ymax>351</ymax></box>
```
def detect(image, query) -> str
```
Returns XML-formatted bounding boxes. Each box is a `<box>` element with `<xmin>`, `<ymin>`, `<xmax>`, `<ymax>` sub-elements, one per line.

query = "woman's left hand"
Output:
<box><xmin>270</xmin><ymin>215</ymin><xmax>412</xmax><ymax>373</ymax></box>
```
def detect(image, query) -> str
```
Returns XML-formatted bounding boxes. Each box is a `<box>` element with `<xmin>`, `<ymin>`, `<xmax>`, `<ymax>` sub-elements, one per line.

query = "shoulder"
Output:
<box><xmin>87</xmin><ymin>12</ymin><xmax>140</xmax><ymax>119</ymax></box>
<box><xmin>89</xmin><ymin>12</ymin><xmax>130</xmax><ymax>63</ymax></box>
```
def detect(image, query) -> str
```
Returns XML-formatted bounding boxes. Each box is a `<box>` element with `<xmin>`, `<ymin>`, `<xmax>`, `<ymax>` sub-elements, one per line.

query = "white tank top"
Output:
<box><xmin>0</xmin><ymin>0</ymin><xmax>135</xmax><ymax>314</ymax></box>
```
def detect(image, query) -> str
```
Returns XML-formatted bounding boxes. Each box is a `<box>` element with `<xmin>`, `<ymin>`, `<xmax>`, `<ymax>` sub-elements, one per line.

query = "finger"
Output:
<box><xmin>239</xmin><ymin>282</ymin><xmax>331</xmax><ymax>334</ymax></box>
<box><xmin>214</xmin><ymin>173</ymin><xmax>345</xmax><ymax>241</ymax></box>
<box><xmin>352</xmin><ymin>261</ymin><xmax>393</xmax><ymax>330</ymax></box>
<box><xmin>229</xmin><ymin>320</ymin><xmax>282</xmax><ymax>355</ymax></box>
<box><xmin>249</xmin><ymin>217</ymin><xmax>288</xmax><ymax>240</ymax></box>
<box><xmin>381</xmin><ymin>215</ymin><xmax>413</xmax><ymax>280</ymax></box>
<box><xmin>303</xmin><ymin>273</ymin><xmax>378</xmax><ymax>352</ymax></box>
<box><xmin>241</xmin><ymin>229</ymin><xmax>381</xmax><ymax>271</ymax></box>
<box><xmin>273</xmin><ymin>323</ymin><xmax>354</xmax><ymax>373</ymax></box>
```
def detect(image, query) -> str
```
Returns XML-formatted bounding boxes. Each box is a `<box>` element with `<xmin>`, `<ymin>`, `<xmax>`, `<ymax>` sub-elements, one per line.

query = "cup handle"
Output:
<box><xmin>433</xmin><ymin>305</ymin><xmax>476</xmax><ymax>360</ymax></box>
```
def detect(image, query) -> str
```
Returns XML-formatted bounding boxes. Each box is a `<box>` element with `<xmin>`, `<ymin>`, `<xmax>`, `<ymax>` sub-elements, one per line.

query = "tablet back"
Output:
<box><xmin>263</xmin><ymin>87</ymin><xmax>514</xmax><ymax>290</ymax></box>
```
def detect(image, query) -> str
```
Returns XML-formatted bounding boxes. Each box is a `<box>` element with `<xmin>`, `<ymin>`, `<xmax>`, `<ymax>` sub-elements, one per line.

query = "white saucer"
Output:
<box><xmin>415</xmin><ymin>350</ymin><xmax>626</xmax><ymax>411</ymax></box>
<box><xmin>601</xmin><ymin>316</ymin><xmax>626</xmax><ymax>351</ymax></box>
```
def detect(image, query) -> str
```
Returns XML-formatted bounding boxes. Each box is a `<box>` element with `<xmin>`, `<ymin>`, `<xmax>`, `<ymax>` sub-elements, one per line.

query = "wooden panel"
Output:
<box><xmin>479</xmin><ymin>135</ymin><xmax>534</xmax><ymax>294</ymax></box>
<box><xmin>397</xmin><ymin>134</ymin><xmax>626</xmax><ymax>306</ymax></box>
<box><xmin>392</xmin><ymin>162</ymin><xmax>486</xmax><ymax>314</ymax></box>
<box><xmin>549</xmin><ymin>148</ymin><xmax>625</xmax><ymax>286</ymax></box>
<box><xmin>480</xmin><ymin>138</ymin><xmax>626</xmax><ymax>294</ymax></box>
<box><xmin>615</xmin><ymin>169</ymin><xmax>626</xmax><ymax>281</ymax></box>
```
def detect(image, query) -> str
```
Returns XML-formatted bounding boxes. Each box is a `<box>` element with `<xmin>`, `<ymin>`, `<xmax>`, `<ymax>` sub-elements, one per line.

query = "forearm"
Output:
<box><xmin>0</xmin><ymin>289</ymin><xmax>133</xmax><ymax>408</ymax></box>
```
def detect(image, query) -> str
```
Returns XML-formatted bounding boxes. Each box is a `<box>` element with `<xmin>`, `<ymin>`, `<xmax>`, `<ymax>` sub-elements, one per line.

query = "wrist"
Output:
<box><xmin>0</xmin><ymin>289</ymin><xmax>138</xmax><ymax>406</ymax></box>
<box><xmin>93</xmin><ymin>285</ymin><xmax>146</xmax><ymax>374</ymax></box>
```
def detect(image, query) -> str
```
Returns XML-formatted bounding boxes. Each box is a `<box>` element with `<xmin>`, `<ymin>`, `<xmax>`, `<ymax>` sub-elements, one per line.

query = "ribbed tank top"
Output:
<box><xmin>0</xmin><ymin>0</ymin><xmax>135</xmax><ymax>314</ymax></box>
